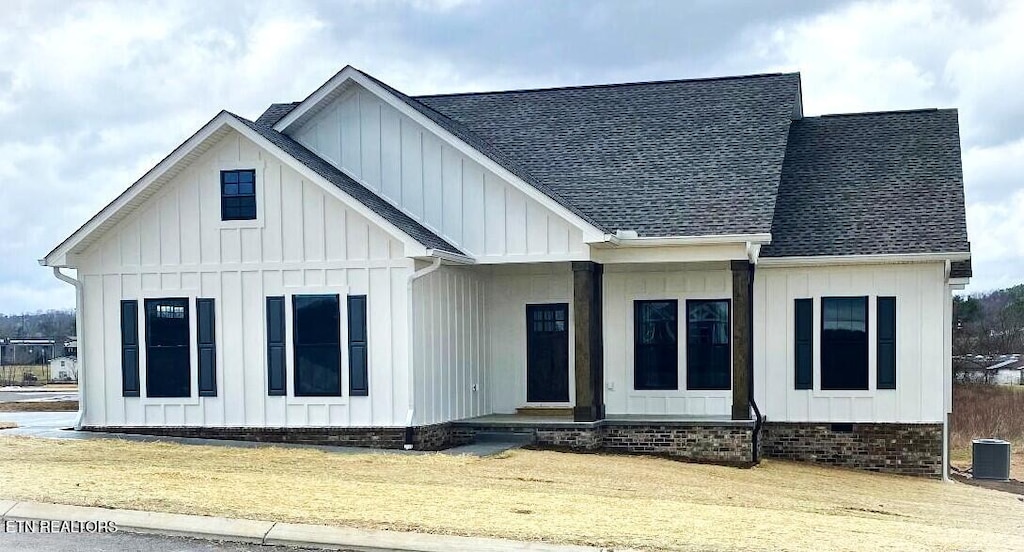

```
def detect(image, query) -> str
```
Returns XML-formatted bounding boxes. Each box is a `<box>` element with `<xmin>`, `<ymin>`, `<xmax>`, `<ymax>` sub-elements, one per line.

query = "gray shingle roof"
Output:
<box><xmin>230</xmin><ymin>113</ymin><xmax>464</xmax><ymax>256</ymax></box>
<box><xmin>415</xmin><ymin>74</ymin><xmax>801</xmax><ymax>237</ymax></box>
<box><xmin>255</xmin><ymin>71</ymin><xmax>970</xmax><ymax>262</ymax></box>
<box><xmin>950</xmin><ymin>260</ymin><xmax>972</xmax><ymax>279</ymax></box>
<box><xmin>761</xmin><ymin>109</ymin><xmax>970</xmax><ymax>258</ymax></box>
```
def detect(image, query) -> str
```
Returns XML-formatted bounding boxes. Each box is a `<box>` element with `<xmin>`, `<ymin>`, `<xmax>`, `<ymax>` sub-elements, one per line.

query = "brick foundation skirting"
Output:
<box><xmin>80</xmin><ymin>423</ymin><xmax>468</xmax><ymax>451</ymax></box>
<box><xmin>760</xmin><ymin>422</ymin><xmax>944</xmax><ymax>477</ymax></box>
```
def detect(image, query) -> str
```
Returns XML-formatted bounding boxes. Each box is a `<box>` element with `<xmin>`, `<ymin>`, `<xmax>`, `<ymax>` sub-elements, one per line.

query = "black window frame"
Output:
<box><xmin>292</xmin><ymin>294</ymin><xmax>342</xmax><ymax>397</ymax></box>
<box><xmin>633</xmin><ymin>299</ymin><xmax>679</xmax><ymax>391</ymax></box>
<box><xmin>143</xmin><ymin>297</ymin><xmax>192</xmax><ymax>398</ymax></box>
<box><xmin>685</xmin><ymin>299</ymin><xmax>732</xmax><ymax>391</ymax></box>
<box><xmin>220</xmin><ymin>169</ymin><xmax>257</xmax><ymax>221</ymax></box>
<box><xmin>820</xmin><ymin>296</ymin><xmax>869</xmax><ymax>391</ymax></box>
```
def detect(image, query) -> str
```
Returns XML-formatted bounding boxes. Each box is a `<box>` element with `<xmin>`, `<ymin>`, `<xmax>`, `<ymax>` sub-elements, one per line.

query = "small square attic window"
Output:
<box><xmin>221</xmin><ymin>169</ymin><xmax>256</xmax><ymax>221</ymax></box>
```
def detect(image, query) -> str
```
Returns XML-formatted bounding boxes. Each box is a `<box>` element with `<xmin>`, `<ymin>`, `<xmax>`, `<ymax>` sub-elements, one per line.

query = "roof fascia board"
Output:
<box><xmin>276</xmin><ymin>68</ymin><xmax>605</xmax><ymax>241</ymax></box>
<box><xmin>758</xmin><ymin>252</ymin><xmax>971</xmax><ymax>268</ymax></box>
<box><xmin>43</xmin><ymin>111</ymin><xmax>237</xmax><ymax>267</ymax></box>
<box><xmin>597</xmin><ymin>232</ymin><xmax>773</xmax><ymax>248</ymax></box>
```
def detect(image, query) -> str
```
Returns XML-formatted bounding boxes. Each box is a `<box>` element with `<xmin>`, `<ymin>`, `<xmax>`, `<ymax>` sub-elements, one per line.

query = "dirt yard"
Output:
<box><xmin>0</xmin><ymin>400</ymin><xmax>78</xmax><ymax>412</ymax></box>
<box><xmin>0</xmin><ymin>436</ymin><xmax>1021</xmax><ymax>551</ymax></box>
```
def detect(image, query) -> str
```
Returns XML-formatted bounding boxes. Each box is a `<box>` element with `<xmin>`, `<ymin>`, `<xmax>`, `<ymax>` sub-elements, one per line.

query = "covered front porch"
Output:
<box><xmin>475</xmin><ymin>258</ymin><xmax>757</xmax><ymax>424</ymax></box>
<box><xmin>449</xmin><ymin>411</ymin><xmax>756</xmax><ymax>465</ymax></box>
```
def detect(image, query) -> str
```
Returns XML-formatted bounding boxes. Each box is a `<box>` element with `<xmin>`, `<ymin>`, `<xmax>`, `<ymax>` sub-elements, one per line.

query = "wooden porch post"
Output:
<box><xmin>731</xmin><ymin>260</ymin><xmax>753</xmax><ymax>420</ymax></box>
<box><xmin>572</xmin><ymin>261</ymin><xmax>605</xmax><ymax>422</ymax></box>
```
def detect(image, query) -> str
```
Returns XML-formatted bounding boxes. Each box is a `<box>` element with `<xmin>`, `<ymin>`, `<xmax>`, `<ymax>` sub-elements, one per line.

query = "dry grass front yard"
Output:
<box><xmin>0</xmin><ymin>436</ymin><xmax>1021</xmax><ymax>551</ymax></box>
<box><xmin>0</xmin><ymin>400</ymin><xmax>78</xmax><ymax>412</ymax></box>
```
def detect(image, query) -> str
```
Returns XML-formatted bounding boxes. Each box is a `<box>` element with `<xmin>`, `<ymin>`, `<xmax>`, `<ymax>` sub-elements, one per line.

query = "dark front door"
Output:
<box><xmin>526</xmin><ymin>303</ymin><xmax>570</xmax><ymax>403</ymax></box>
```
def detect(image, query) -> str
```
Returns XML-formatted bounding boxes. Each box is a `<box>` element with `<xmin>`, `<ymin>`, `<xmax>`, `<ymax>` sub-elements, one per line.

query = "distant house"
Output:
<box><xmin>0</xmin><ymin>338</ymin><xmax>56</xmax><ymax>365</ymax></box>
<box><xmin>42</xmin><ymin>66</ymin><xmax>970</xmax><ymax>477</ymax></box>
<box><xmin>49</xmin><ymin>356</ymin><xmax>78</xmax><ymax>382</ymax></box>
<box><xmin>956</xmin><ymin>354</ymin><xmax>1023</xmax><ymax>385</ymax></box>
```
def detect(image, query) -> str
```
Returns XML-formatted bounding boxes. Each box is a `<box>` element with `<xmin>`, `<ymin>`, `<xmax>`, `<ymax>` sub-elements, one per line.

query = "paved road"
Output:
<box><xmin>0</xmin><ymin>390</ymin><xmax>79</xmax><ymax>403</ymax></box>
<box><xmin>0</xmin><ymin>531</ymin><xmax>302</xmax><ymax>551</ymax></box>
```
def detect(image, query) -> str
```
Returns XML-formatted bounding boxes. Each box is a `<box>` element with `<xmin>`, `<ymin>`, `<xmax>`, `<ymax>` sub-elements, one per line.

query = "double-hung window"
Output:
<box><xmin>686</xmin><ymin>300</ymin><xmax>731</xmax><ymax>390</ymax></box>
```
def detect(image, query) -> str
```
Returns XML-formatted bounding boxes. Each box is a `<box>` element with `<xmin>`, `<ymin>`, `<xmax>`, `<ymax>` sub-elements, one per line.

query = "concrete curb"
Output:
<box><xmin>0</xmin><ymin>500</ymin><xmax>608</xmax><ymax>551</ymax></box>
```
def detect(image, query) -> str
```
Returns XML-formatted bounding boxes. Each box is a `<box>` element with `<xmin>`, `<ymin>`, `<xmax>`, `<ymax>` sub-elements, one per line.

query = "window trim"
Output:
<box><xmin>216</xmin><ymin>160</ymin><xmax>265</xmax><ymax>229</ymax></box>
<box><xmin>633</xmin><ymin>299</ymin><xmax>680</xmax><ymax>391</ymax></box>
<box><xmin>819</xmin><ymin>296</ymin><xmax>870</xmax><ymax>391</ymax></box>
<box><xmin>291</xmin><ymin>294</ymin><xmax>343</xmax><ymax>398</ymax></box>
<box><xmin>220</xmin><ymin>169</ymin><xmax>258</xmax><ymax>222</ymax></box>
<box><xmin>684</xmin><ymin>298</ymin><xmax>732</xmax><ymax>391</ymax></box>
<box><xmin>143</xmin><ymin>297</ymin><xmax>193</xmax><ymax>399</ymax></box>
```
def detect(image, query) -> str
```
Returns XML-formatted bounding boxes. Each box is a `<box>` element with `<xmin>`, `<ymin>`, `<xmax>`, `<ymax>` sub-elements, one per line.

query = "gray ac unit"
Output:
<box><xmin>972</xmin><ymin>438</ymin><xmax>1011</xmax><ymax>481</ymax></box>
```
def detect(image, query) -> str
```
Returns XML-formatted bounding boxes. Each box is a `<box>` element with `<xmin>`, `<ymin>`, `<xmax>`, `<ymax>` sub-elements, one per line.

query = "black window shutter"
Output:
<box><xmin>348</xmin><ymin>295</ymin><xmax>369</xmax><ymax>396</ymax></box>
<box><xmin>266</xmin><ymin>296</ymin><xmax>286</xmax><ymax>396</ymax></box>
<box><xmin>197</xmin><ymin>298</ymin><xmax>217</xmax><ymax>397</ymax></box>
<box><xmin>794</xmin><ymin>298</ymin><xmax>813</xmax><ymax>390</ymax></box>
<box><xmin>121</xmin><ymin>300</ymin><xmax>140</xmax><ymax>397</ymax></box>
<box><xmin>877</xmin><ymin>296</ymin><xmax>897</xmax><ymax>389</ymax></box>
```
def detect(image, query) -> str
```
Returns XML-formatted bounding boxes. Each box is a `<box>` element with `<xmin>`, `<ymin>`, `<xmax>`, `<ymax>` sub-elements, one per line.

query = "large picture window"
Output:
<box><xmin>292</xmin><ymin>295</ymin><xmax>342</xmax><ymax>397</ymax></box>
<box><xmin>634</xmin><ymin>300</ymin><xmax>678</xmax><ymax>390</ymax></box>
<box><xmin>821</xmin><ymin>296</ymin><xmax>869</xmax><ymax>390</ymax></box>
<box><xmin>144</xmin><ymin>298</ymin><xmax>191</xmax><ymax>398</ymax></box>
<box><xmin>686</xmin><ymin>300</ymin><xmax>731</xmax><ymax>390</ymax></box>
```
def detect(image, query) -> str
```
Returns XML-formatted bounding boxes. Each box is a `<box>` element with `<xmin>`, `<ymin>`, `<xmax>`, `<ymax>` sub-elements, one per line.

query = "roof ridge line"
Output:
<box><xmin>413</xmin><ymin>72</ymin><xmax>798</xmax><ymax>99</ymax></box>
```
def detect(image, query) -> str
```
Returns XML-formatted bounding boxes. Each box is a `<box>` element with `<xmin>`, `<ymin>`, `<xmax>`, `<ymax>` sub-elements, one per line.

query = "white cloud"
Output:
<box><xmin>0</xmin><ymin>0</ymin><xmax>1020</xmax><ymax>312</ymax></box>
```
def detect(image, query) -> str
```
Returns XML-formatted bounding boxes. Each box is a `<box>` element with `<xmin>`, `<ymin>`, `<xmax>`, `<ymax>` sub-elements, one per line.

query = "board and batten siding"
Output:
<box><xmin>753</xmin><ymin>263</ymin><xmax>947</xmax><ymax>423</ymax></box>
<box><xmin>76</xmin><ymin>130</ymin><xmax>414</xmax><ymax>428</ymax></box>
<box><xmin>291</xmin><ymin>85</ymin><xmax>587</xmax><ymax>262</ymax></box>
<box><xmin>410</xmin><ymin>265</ymin><xmax>489</xmax><ymax>426</ymax></box>
<box><xmin>485</xmin><ymin>263</ymin><xmax>575</xmax><ymax>413</ymax></box>
<box><xmin>602</xmin><ymin>263</ymin><xmax>734</xmax><ymax>416</ymax></box>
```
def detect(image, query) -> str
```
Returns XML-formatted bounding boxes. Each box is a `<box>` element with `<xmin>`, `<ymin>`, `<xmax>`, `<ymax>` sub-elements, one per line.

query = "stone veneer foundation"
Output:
<box><xmin>759</xmin><ymin>422</ymin><xmax>944</xmax><ymax>477</ymax></box>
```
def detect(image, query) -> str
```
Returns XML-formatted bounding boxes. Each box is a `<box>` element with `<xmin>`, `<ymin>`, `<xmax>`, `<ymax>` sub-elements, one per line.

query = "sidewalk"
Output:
<box><xmin>0</xmin><ymin>500</ymin><xmax>610</xmax><ymax>552</ymax></box>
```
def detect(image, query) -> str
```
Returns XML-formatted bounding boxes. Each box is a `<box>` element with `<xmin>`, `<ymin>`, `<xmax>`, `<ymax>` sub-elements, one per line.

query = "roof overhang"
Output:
<box><xmin>273</xmin><ymin>66</ymin><xmax>607</xmax><ymax>243</ymax></box>
<box><xmin>41</xmin><ymin>111</ymin><xmax>464</xmax><ymax>268</ymax></box>
<box><xmin>758</xmin><ymin>251</ymin><xmax>971</xmax><ymax>269</ymax></box>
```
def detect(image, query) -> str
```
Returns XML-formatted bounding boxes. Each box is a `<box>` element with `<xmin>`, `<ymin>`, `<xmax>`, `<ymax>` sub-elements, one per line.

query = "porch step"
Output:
<box><xmin>515</xmin><ymin>406</ymin><xmax>573</xmax><ymax>417</ymax></box>
<box><xmin>473</xmin><ymin>431</ymin><xmax>536</xmax><ymax>445</ymax></box>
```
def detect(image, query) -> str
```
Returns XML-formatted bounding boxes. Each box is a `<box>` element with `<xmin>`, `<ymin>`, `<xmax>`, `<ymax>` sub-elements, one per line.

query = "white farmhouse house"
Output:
<box><xmin>42</xmin><ymin>67</ymin><xmax>970</xmax><ymax>476</ymax></box>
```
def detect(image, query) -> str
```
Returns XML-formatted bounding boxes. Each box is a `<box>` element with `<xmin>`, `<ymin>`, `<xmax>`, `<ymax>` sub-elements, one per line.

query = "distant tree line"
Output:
<box><xmin>0</xmin><ymin>310</ymin><xmax>76</xmax><ymax>340</ymax></box>
<box><xmin>954</xmin><ymin>284</ymin><xmax>1024</xmax><ymax>356</ymax></box>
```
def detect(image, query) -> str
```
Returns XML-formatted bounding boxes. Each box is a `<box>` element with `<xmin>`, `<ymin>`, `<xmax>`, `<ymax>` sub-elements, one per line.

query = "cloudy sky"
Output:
<box><xmin>1</xmin><ymin>0</ymin><xmax>1021</xmax><ymax>313</ymax></box>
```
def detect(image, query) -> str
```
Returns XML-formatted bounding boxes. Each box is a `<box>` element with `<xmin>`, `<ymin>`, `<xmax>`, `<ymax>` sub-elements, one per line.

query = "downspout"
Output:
<box><xmin>748</xmin><ymin>262</ymin><xmax>764</xmax><ymax>463</ymax></box>
<box><xmin>404</xmin><ymin>257</ymin><xmax>443</xmax><ymax>450</ymax></box>
<box><xmin>52</xmin><ymin>267</ymin><xmax>85</xmax><ymax>430</ymax></box>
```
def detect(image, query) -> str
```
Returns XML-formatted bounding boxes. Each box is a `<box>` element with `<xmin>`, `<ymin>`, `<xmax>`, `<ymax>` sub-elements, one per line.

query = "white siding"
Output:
<box><xmin>76</xmin><ymin>130</ymin><xmax>413</xmax><ymax>428</ymax></box>
<box><xmin>291</xmin><ymin>86</ymin><xmax>587</xmax><ymax>262</ymax></box>
<box><xmin>603</xmin><ymin>263</ymin><xmax>734</xmax><ymax>416</ymax></box>
<box><xmin>485</xmin><ymin>263</ymin><xmax>575</xmax><ymax>413</ymax></box>
<box><xmin>753</xmin><ymin>263</ymin><xmax>947</xmax><ymax>423</ymax></box>
<box><xmin>411</xmin><ymin>265</ymin><xmax>489</xmax><ymax>426</ymax></box>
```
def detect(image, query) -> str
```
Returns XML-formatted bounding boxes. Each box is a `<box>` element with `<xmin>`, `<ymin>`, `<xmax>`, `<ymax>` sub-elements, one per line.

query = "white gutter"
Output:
<box><xmin>422</xmin><ymin>248</ymin><xmax>474</xmax><ymax>265</ymax></box>
<box><xmin>596</xmin><ymin>232</ymin><xmax>773</xmax><ymax>248</ymax></box>
<box><xmin>50</xmin><ymin>266</ymin><xmax>85</xmax><ymax>430</ymax></box>
<box><xmin>403</xmin><ymin>256</ymin><xmax>443</xmax><ymax>449</ymax></box>
<box><xmin>759</xmin><ymin>251</ymin><xmax>971</xmax><ymax>267</ymax></box>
